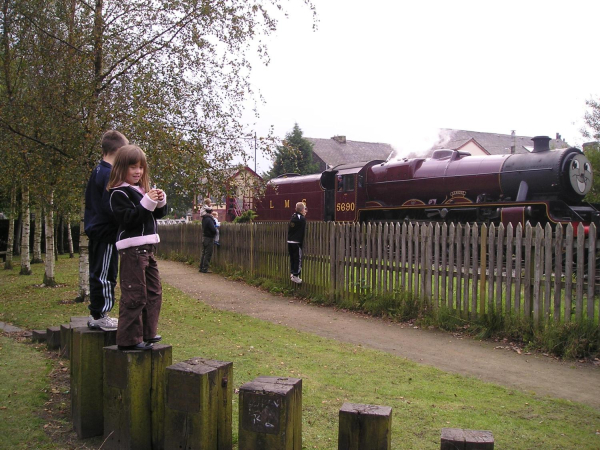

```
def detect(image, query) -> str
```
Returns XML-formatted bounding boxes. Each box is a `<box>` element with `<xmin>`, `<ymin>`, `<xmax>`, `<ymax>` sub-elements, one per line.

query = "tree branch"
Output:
<box><xmin>0</xmin><ymin>119</ymin><xmax>74</xmax><ymax>159</ymax></box>
<box><xmin>98</xmin><ymin>8</ymin><xmax>200</xmax><ymax>91</ymax></box>
<box><xmin>19</xmin><ymin>10</ymin><xmax>85</xmax><ymax>54</ymax></box>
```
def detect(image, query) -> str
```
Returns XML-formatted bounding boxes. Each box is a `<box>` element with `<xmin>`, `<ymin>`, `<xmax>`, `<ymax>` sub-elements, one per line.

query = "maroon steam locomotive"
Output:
<box><xmin>255</xmin><ymin>136</ymin><xmax>600</xmax><ymax>233</ymax></box>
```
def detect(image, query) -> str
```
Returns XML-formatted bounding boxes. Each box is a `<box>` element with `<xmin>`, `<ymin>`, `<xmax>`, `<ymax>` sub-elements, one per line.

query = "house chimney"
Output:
<box><xmin>556</xmin><ymin>132</ymin><xmax>562</xmax><ymax>141</ymax></box>
<box><xmin>531</xmin><ymin>135</ymin><xmax>551</xmax><ymax>153</ymax></box>
<box><xmin>332</xmin><ymin>135</ymin><xmax>346</xmax><ymax>144</ymax></box>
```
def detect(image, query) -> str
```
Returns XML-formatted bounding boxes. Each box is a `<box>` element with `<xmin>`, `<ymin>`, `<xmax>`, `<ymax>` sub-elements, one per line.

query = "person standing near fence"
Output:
<box><xmin>199</xmin><ymin>207</ymin><xmax>217</xmax><ymax>273</ymax></box>
<box><xmin>212</xmin><ymin>211</ymin><xmax>221</xmax><ymax>246</ymax></box>
<box><xmin>84</xmin><ymin>130</ymin><xmax>129</xmax><ymax>330</ymax></box>
<box><xmin>287</xmin><ymin>202</ymin><xmax>306</xmax><ymax>284</ymax></box>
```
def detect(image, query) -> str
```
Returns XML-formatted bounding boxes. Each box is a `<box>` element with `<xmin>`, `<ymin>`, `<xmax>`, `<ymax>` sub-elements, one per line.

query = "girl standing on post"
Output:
<box><xmin>107</xmin><ymin>145</ymin><xmax>167</xmax><ymax>350</ymax></box>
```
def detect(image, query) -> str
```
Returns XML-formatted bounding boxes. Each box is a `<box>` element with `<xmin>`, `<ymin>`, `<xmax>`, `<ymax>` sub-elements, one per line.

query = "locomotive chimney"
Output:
<box><xmin>511</xmin><ymin>130</ymin><xmax>516</xmax><ymax>154</ymax></box>
<box><xmin>531</xmin><ymin>135</ymin><xmax>551</xmax><ymax>153</ymax></box>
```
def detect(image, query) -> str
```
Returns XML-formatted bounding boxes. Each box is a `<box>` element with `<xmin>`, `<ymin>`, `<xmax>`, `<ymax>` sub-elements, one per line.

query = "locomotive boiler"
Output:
<box><xmin>255</xmin><ymin>136</ymin><xmax>600</xmax><ymax>232</ymax></box>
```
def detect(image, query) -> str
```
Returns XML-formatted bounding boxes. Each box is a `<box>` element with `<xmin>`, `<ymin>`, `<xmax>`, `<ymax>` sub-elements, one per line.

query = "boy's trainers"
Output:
<box><xmin>88</xmin><ymin>314</ymin><xmax>118</xmax><ymax>330</ymax></box>
<box><xmin>291</xmin><ymin>275</ymin><xmax>302</xmax><ymax>284</ymax></box>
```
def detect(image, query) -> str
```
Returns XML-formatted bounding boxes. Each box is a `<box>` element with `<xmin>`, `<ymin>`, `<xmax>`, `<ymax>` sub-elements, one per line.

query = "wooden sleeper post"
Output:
<box><xmin>59</xmin><ymin>324</ymin><xmax>70</xmax><ymax>358</ymax></box>
<box><xmin>164</xmin><ymin>358</ymin><xmax>233</xmax><ymax>450</ymax></box>
<box><xmin>102</xmin><ymin>344</ymin><xmax>172</xmax><ymax>450</ymax></box>
<box><xmin>70</xmin><ymin>327</ymin><xmax>116</xmax><ymax>439</ymax></box>
<box><xmin>46</xmin><ymin>326</ymin><xmax>61</xmax><ymax>350</ymax></box>
<box><xmin>238</xmin><ymin>376</ymin><xmax>302</xmax><ymax>450</ymax></box>
<box><xmin>338</xmin><ymin>403</ymin><xmax>392</xmax><ymax>450</ymax></box>
<box><xmin>440</xmin><ymin>428</ymin><xmax>494</xmax><ymax>450</ymax></box>
<box><xmin>31</xmin><ymin>329</ymin><xmax>46</xmax><ymax>342</ymax></box>
<box><xmin>63</xmin><ymin>316</ymin><xmax>90</xmax><ymax>359</ymax></box>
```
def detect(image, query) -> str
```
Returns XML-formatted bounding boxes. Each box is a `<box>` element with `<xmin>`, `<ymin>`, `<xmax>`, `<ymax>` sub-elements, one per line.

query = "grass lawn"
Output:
<box><xmin>1</xmin><ymin>255</ymin><xmax>599</xmax><ymax>449</ymax></box>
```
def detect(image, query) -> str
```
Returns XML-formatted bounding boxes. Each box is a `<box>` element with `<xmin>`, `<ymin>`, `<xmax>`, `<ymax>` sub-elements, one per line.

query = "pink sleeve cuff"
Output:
<box><xmin>141</xmin><ymin>194</ymin><xmax>157</xmax><ymax>211</ymax></box>
<box><xmin>157</xmin><ymin>193</ymin><xmax>167</xmax><ymax>208</ymax></box>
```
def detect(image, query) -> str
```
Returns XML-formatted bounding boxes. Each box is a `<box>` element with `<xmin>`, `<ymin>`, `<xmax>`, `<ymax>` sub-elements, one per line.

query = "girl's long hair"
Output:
<box><xmin>107</xmin><ymin>145</ymin><xmax>151</xmax><ymax>192</ymax></box>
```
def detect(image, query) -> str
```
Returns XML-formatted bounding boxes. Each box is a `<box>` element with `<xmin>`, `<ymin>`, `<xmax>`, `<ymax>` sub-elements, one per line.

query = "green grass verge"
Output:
<box><xmin>1</xmin><ymin>256</ymin><xmax>600</xmax><ymax>449</ymax></box>
<box><xmin>0</xmin><ymin>335</ymin><xmax>54</xmax><ymax>449</ymax></box>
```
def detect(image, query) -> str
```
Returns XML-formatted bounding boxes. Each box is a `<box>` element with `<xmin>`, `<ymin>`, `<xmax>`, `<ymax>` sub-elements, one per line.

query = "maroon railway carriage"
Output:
<box><xmin>255</xmin><ymin>136</ymin><xmax>600</xmax><ymax>233</ymax></box>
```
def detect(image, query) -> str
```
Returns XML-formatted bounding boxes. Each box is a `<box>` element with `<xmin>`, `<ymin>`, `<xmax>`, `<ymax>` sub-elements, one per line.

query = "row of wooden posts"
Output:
<box><xmin>159</xmin><ymin>221</ymin><xmax>600</xmax><ymax>327</ymax></box>
<box><xmin>34</xmin><ymin>317</ymin><xmax>495</xmax><ymax>449</ymax></box>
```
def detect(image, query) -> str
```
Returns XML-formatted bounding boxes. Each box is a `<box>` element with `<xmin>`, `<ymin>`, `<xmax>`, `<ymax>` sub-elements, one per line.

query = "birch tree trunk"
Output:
<box><xmin>4</xmin><ymin>187</ymin><xmax>16</xmax><ymax>270</ymax></box>
<box><xmin>44</xmin><ymin>190</ymin><xmax>56</xmax><ymax>286</ymax></box>
<box><xmin>67</xmin><ymin>220</ymin><xmax>74</xmax><ymax>258</ymax></box>
<box><xmin>57</xmin><ymin>216</ymin><xmax>64</xmax><ymax>255</ymax></box>
<box><xmin>76</xmin><ymin>198</ymin><xmax>90</xmax><ymax>302</ymax></box>
<box><xmin>20</xmin><ymin>183</ymin><xmax>32</xmax><ymax>275</ymax></box>
<box><xmin>32</xmin><ymin>205</ymin><xmax>43</xmax><ymax>263</ymax></box>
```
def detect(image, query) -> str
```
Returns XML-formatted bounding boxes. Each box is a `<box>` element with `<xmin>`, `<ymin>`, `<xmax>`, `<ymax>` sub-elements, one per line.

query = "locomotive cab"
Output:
<box><xmin>321</xmin><ymin>160</ymin><xmax>384</xmax><ymax>222</ymax></box>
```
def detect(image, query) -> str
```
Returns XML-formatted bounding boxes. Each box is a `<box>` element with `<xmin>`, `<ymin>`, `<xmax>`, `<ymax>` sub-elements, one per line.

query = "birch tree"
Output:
<box><xmin>31</xmin><ymin>205</ymin><xmax>43</xmax><ymax>263</ymax></box>
<box><xmin>3</xmin><ymin>187</ymin><xmax>16</xmax><ymax>269</ymax></box>
<box><xmin>43</xmin><ymin>190</ymin><xmax>56</xmax><ymax>285</ymax></box>
<box><xmin>19</xmin><ymin>183</ymin><xmax>31</xmax><ymax>275</ymax></box>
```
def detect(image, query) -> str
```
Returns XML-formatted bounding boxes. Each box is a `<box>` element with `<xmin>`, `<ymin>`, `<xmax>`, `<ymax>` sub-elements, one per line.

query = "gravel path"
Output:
<box><xmin>159</xmin><ymin>259</ymin><xmax>600</xmax><ymax>410</ymax></box>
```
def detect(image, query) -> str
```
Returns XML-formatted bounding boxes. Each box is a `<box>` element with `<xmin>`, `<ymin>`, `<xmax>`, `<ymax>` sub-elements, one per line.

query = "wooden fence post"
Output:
<box><xmin>338</xmin><ymin>403</ymin><xmax>392</xmax><ymax>450</ymax></box>
<box><xmin>103</xmin><ymin>344</ymin><xmax>172</xmax><ymax>450</ymax></box>
<box><xmin>164</xmin><ymin>358</ymin><xmax>233</xmax><ymax>450</ymax></box>
<box><xmin>440</xmin><ymin>428</ymin><xmax>494</xmax><ymax>449</ymax></box>
<box><xmin>71</xmin><ymin>327</ymin><xmax>117</xmax><ymax>439</ymax></box>
<box><xmin>479</xmin><ymin>224</ymin><xmax>487</xmax><ymax>317</ymax></box>
<box><xmin>238</xmin><ymin>376</ymin><xmax>302</xmax><ymax>450</ymax></box>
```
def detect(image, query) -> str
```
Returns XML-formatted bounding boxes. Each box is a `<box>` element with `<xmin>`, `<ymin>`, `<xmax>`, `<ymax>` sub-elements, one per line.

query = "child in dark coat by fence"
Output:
<box><xmin>287</xmin><ymin>202</ymin><xmax>307</xmax><ymax>284</ymax></box>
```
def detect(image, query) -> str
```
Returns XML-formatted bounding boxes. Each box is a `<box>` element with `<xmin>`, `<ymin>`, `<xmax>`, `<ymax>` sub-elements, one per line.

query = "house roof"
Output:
<box><xmin>431</xmin><ymin>129</ymin><xmax>569</xmax><ymax>155</ymax></box>
<box><xmin>307</xmin><ymin>136</ymin><xmax>393</xmax><ymax>168</ymax></box>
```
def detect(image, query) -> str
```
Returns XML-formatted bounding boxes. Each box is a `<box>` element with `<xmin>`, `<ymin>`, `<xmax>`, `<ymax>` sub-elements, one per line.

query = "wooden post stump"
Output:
<box><xmin>63</xmin><ymin>317</ymin><xmax>89</xmax><ymax>359</ymax></box>
<box><xmin>59</xmin><ymin>324</ymin><xmax>70</xmax><ymax>358</ymax></box>
<box><xmin>46</xmin><ymin>326</ymin><xmax>61</xmax><ymax>350</ymax></box>
<box><xmin>70</xmin><ymin>327</ymin><xmax>116</xmax><ymax>439</ymax></box>
<box><xmin>103</xmin><ymin>344</ymin><xmax>172</xmax><ymax>450</ymax></box>
<box><xmin>164</xmin><ymin>358</ymin><xmax>233</xmax><ymax>450</ymax></box>
<box><xmin>238</xmin><ymin>376</ymin><xmax>302</xmax><ymax>450</ymax></box>
<box><xmin>338</xmin><ymin>403</ymin><xmax>392</xmax><ymax>450</ymax></box>
<box><xmin>150</xmin><ymin>345</ymin><xmax>174</xmax><ymax>450</ymax></box>
<box><xmin>32</xmin><ymin>329</ymin><xmax>46</xmax><ymax>342</ymax></box>
<box><xmin>440</xmin><ymin>428</ymin><xmax>494</xmax><ymax>449</ymax></box>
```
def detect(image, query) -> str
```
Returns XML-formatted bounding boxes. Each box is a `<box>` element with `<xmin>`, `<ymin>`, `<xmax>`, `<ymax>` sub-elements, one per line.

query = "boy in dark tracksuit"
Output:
<box><xmin>199</xmin><ymin>208</ymin><xmax>217</xmax><ymax>273</ymax></box>
<box><xmin>287</xmin><ymin>202</ymin><xmax>307</xmax><ymax>283</ymax></box>
<box><xmin>84</xmin><ymin>130</ymin><xmax>129</xmax><ymax>329</ymax></box>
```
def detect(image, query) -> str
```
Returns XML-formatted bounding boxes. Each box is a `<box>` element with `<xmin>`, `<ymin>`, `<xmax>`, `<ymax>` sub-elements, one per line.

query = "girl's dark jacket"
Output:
<box><xmin>109</xmin><ymin>184</ymin><xmax>168</xmax><ymax>250</ymax></box>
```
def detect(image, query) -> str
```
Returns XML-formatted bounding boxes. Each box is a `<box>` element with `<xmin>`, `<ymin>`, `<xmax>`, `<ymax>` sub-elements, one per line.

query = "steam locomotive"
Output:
<box><xmin>255</xmin><ymin>136</ymin><xmax>600</xmax><ymax>232</ymax></box>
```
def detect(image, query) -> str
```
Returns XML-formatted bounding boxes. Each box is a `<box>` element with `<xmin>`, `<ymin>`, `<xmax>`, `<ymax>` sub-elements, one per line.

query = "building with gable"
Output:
<box><xmin>306</xmin><ymin>136</ymin><xmax>394</xmax><ymax>171</ymax></box>
<box><xmin>430</xmin><ymin>129</ymin><xmax>569</xmax><ymax>156</ymax></box>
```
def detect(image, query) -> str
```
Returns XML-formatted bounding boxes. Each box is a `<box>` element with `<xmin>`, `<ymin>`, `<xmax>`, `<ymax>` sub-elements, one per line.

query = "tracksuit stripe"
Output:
<box><xmin>99</xmin><ymin>245</ymin><xmax>113</xmax><ymax>313</ymax></box>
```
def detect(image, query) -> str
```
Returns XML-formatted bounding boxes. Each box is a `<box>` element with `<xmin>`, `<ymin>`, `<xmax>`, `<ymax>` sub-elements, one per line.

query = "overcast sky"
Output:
<box><xmin>243</xmin><ymin>0</ymin><xmax>600</xmax><ymax>173</ymax></box>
